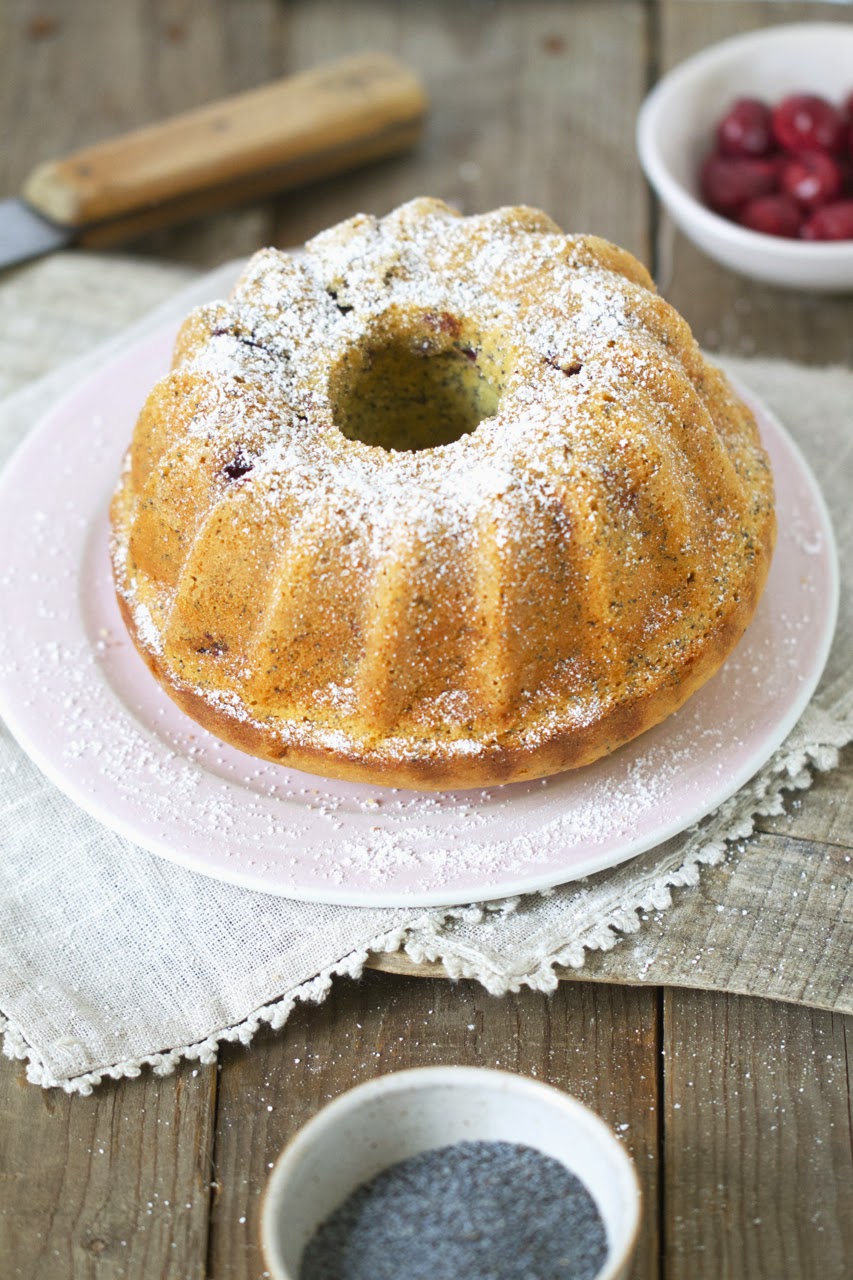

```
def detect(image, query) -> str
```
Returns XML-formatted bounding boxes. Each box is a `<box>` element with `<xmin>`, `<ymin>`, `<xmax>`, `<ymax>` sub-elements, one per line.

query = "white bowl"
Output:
<box><xmin>260</xmin><ymin>1066</ymin><xmax>641</xmax><ymax>1280</ymax></box>
<box><xmin>637</xmin><ymin>23</ymin><xmax>853</xmax><ymax>291</ymax></box>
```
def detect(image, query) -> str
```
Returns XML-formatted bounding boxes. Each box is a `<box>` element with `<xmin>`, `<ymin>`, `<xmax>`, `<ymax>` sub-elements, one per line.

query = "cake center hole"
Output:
<box><xmin>331</xmin><ymin>338</ymin><xmax>501</xmax><ymax>452</ymax></box>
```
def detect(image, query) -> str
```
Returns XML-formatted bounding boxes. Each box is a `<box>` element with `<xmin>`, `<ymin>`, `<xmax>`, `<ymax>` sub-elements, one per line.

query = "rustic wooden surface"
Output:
<box><xmin>0</xmin><ymin>2</ymin><xmax>851</xmax><ymax>1279</ymax></box>
<box><xmin>369</xmin><ymin>821</ymin><xmax>853</xmax><ymax>1015</ymax></box>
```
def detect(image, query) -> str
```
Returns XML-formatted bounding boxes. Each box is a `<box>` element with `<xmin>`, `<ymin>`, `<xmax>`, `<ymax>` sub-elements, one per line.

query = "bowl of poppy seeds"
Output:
<box><xmin>260</xmin><ymin>1066</ymin><xmax>641</xmax><ymax>1280</ymax></box>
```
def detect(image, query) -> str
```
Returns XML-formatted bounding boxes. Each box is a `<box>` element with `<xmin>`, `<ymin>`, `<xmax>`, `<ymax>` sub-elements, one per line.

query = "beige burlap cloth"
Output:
<box><xmin>1</xmin><ymin>253</ymin><xmax>850</xmax><ymax>1093</ymax></box>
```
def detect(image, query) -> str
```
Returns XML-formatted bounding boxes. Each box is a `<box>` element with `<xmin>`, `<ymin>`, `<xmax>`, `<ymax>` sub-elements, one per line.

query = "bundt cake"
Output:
<box><xmin>110</xmin><ymin>198</ymin><xmax>776</xmax><ymax>790</ymax></box>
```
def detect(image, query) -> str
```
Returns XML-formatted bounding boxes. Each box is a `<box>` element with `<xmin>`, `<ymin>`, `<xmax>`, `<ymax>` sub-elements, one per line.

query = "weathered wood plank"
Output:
<box><xmin>0</xmin><ymin>1052</ymin><xmax>217</xmax><ymax>1279</ymax></box>
<box><xmin>0</xmin><ymin>0</ymin><xmax>276</xmax><ymax>265</ymax></box>
<box><xmin>0</xmin><ymin>1</ymin><xmax>651</xmax><ymax>269</ymax></box>
<box><xmin>369</xmin><ymin>829</ymin><xmax>853</xmax><ymax>1015</ymax></box>
<box><xmin>267</xmin><ymin>0</ymin><xmax>649</xmax><ymax>259</ymax></box>
<box><xmin>568</xmin><ymin>833</ymin><xmax>852</xmax><ymax>1014</ymax></box>
<box><xmin>662</xmin><ymin>990</ymin><xmax>853</xmax><ymax>1279</ymax></box>
<box><xmin>657</xmin><ymin>2</ymin><xmax>853</xmax><ymax>365</ymax></box>
<box><xmin>208</xmin><ymin>970</ymin><xmax>661</xmax><ymax>1280</ymax></box>
<box><xmin>756</xmin><ymin>745</ymin><xmax>853</xmax><ymax>849</ymax></box>
<box><xmin>653</xmin><ymin>25</ymin><xmax>853</xmax><ymax>1277</ymax></box>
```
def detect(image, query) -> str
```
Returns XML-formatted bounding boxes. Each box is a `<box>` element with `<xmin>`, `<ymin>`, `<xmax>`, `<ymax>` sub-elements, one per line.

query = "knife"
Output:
<box><xmin>0</xmin><ymin>51</ymin><xmax>427</xmax><ymax>271</ymax></box>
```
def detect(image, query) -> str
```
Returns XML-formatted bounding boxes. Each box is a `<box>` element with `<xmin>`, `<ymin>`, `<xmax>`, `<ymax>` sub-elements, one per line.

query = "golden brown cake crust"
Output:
<box><xmin>110</xmin><ymin>199</ymin><xmax>776</xmax><ymax>791</ymax></box>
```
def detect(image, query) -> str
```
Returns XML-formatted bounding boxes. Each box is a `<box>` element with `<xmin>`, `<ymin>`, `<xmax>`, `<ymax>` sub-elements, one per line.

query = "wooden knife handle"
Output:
<box><xmin>22</xmin><ymin>52</ymin><xmax>427</xmax><ymax>232</ymax></box>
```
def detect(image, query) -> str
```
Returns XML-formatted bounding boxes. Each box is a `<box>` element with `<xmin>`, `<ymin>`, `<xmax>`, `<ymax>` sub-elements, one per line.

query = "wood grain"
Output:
<box><xmin>0</xmin><ymin>1054</ymin><xmax>217</xmax><ymax>1279</ymax></box>
<box><xmin>756</xmin><ymin>744</ymin><xmax>853</xmax><ymax>848</ymax></box>
<box><xmin>656</xmin><ymin>10</ymin><xmax>853</xmax><ymax>1276</ymax></box>
<box><xmin>208</xmin><ymin>971</ymin><xmax>661</xmax><ymax>1280</ymax></box>
<box><xmin>0</xmin><ymin>1</ymin><xmax>650</xmax><ymax>265</ymax></box>
<box><xmin>369</xmin><ymin>829</ymin><xmax>853</xmax><ymax>1015</ymax></box>
<box><xmin>656</xmin><ymin>9</ymin><xmax>853</xmax><ymax>1274</ymax></box>
<box><xmin>662</xmin><ymin>990</ymin><xmax>853</xmax><ymax>1279</ymax></box>
<box><xmin>262</xmin><ymin>0</ymin><xmax>650</xmax><ymax>255</ymax></box>
<box><xmin>0</xmin><ymin>0</ymin><xmax>279</xmax><ymax>265</ymax></box>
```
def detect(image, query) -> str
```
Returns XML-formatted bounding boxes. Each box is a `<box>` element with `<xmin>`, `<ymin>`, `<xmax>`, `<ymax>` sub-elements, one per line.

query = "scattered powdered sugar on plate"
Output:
<box><xmin>0</xmin><ymin>318</ymin><xmax>837</xmax><ymax>907</ymax></box>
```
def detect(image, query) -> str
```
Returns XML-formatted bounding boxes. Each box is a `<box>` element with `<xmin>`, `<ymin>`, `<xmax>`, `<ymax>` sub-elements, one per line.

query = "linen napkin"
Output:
<box><xmin>1</xmin><ymin>253</ymin><xmax>850</xmax><ymax>1093</ymax></box>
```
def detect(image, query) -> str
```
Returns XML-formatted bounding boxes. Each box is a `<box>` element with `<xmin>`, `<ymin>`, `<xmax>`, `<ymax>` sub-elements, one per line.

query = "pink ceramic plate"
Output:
<box><xmin>0</xmin><ymin>323</ymin><xmax>838</xmax><ymax>906</ymax></box>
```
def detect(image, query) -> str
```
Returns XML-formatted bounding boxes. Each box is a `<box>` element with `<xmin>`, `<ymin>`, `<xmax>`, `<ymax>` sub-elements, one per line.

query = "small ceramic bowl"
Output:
<box><xmin>637</xmin><ymin>23</ymin><xmax>853</xmax><ymax>291</ymax></box>
<box><xmin>260</xmin><ymin>1065</ymin><xmax>641</xmax><ymax>1280</ymax></box>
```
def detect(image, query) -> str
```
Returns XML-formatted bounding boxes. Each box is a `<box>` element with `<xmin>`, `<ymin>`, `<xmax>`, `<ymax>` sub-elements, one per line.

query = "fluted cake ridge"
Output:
<box><xmin>110</xmin><ymin>199</ymin><xmax>776</xmax><ymax>789</ymax></box>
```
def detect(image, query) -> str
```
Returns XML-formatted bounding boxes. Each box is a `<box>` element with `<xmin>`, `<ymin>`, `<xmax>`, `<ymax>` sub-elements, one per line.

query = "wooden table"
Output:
<box><xmin>1</xmin><ymin>3</ymin><xmax>851</xmax><ymax>1277</ymax></box>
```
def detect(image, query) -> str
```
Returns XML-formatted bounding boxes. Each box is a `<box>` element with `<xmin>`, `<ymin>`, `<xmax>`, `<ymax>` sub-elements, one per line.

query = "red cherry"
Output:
<box><xmin>801</xmin><ymin>199</ymin><xmax>853</xmax><ymax>240</ymax></box>
<box><xmin>701</xmin><ymin>154</ymin><xmax>780</xmax><ymax>216</ymax></box>
<box><xmin>839</xmin><ymin>157</ymin><xmax>853</xmax><ymax>195</ymax></box>
<box><xmin>772</xmin><ymin>94</ymin><xmax>845</xmax><ymax>155</ymax></box>
<box><xmin>716</xmin><ymin>97</ymin><xmax>774</xmax><ymax>157</ymax></box>
<box><xmin>740</xmin><ymin>193</ymin><xmax>803</xmax><ymax>238</ymax></box>
<box><xmin>843</xmin><ymin>90</ymin><xmax>853</xmax><ymax>122</ymax></box>
<box><xmin>781</xmin><ymin>152</ymin><xmax>843</xmax><ymax>210</ymax></box>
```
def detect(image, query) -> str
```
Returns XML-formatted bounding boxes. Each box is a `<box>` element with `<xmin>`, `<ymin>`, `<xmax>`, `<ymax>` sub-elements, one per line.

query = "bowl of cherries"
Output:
<box><xmin>637</xmin><ymin>23</ymin><xmax>853</xmax><ymax>291</ymax></box>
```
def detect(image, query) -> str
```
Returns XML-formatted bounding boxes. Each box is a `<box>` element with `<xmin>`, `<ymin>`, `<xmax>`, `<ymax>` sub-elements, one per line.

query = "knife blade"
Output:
<box><xmin>0</xmin><ymin>200</ymin><xmax>70</xmax><ymax>269</ymax></box>
<box><xmin>0</xmin><ymin>52</ymin><xmax>427</xmax><ymax>271</ymax></box>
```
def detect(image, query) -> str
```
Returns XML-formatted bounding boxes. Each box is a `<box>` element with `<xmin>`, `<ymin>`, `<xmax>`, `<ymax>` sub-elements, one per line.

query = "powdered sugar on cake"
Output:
<box><xmin>110</xmin><ymin>199</ymin><xmax>775</xmax><ymax>784</ymax></box>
